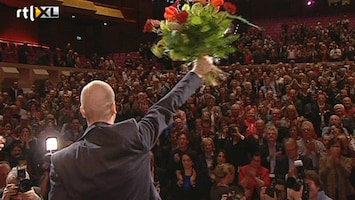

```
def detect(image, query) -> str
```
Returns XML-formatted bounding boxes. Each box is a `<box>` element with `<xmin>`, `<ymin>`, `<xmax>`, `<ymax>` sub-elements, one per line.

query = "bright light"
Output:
<box><xmin>306</xmin><ymin>0</ymin><xmax>315</xmax><ymax>6</ymax></box>
<box><xmin>103</xmin><ymin>22</ymin><xmax>107</xmax><ymax>26</ymax></box>
<box><xmin>46</xmin><ymin>137</ymin><xmax>58</xmax><ymax>151</ymax></box>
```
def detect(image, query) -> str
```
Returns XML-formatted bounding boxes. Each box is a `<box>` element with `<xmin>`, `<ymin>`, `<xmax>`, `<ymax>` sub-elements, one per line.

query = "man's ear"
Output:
<box><xmin>80</xmin><ymin>106</ymin><xmax>86</xmax><ymax>118</ymax></box>
<box><xmin>111</xmin><ymin>102</ymin><xmax>117</xmax><ymax>115</ymax></box>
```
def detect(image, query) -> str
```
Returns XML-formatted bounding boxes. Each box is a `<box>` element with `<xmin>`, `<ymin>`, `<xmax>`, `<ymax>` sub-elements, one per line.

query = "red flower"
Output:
<box><xmin>171</xmin><ymin>0</ymin><xmax>180</xmax><ymax>8</ymax></box>
<box><xmin>176</xmin><ymin>11</ymin><xmax>189</xmax><ymax>24</ymax></box>
<box><xmin>164</xmin><ymin>6</ymin><xmax>179</xmax><ymax>21</ymax></box>
<box><xmin>210</xmin><ymin>0</ymin><xmax>224</xmax><ymax>8</ymax></box>
<box><xmin>143</xmin><ymin>19</ymin><xmax>154</xmax><ymax>32</ymax></box>
<box><xmin>223</xmin><ymin>2</ymin><xmax>237</xmax><ymax>15</ymax></box>
<box><xmin>143</xmin><ymin>19</ymin><xmax>161</xmax><ymax>32</ymax></box>
<box><xmin>151</xmin><ymin>19</ymin><xmax>161</xmax><ymax>27</ymax></box>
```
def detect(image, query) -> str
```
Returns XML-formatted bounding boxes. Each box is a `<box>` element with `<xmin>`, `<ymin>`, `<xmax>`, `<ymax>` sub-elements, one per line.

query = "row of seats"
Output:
<box><xmin>253</xmin><ymin>13</ymin><xmax>355</xmax><ymax>38</ymax></box>
<box><xmin>1</xmin><ymin>41</ymin><xmax>143</xmax><ymax>68</ymax></box>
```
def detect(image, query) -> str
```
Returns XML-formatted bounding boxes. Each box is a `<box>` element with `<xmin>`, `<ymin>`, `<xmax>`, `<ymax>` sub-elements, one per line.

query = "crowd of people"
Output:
<box><xmin>0</xmin><ymin>16</ymin><xmax>354</xmax><ymax>70</ymax></box>
<box><xmin>0</xmin><ymin>18</ymin><xmax>354</xmax><ymax>200</ymax></box>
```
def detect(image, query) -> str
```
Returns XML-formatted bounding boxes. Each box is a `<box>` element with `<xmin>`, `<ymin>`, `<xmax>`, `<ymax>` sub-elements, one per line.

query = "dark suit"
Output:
<box><xmin>304</xmin><ymin>102</ymin><xmax>332</xmax><ymax>137</ymax></box>
<box><xmin>8</xmin><ymin>87</ymin><xmax>24</xmax><ymax>102</ymax></box>
<box><xmin>259</xmin><ymin>142</ymin><xmax>285</xmax><ymax>171</ymax></box>
<box><xmin>274</xmin><ymin>155</ymin><xmax>313</xmax><ymax>183</ymax></box>
<box><xmin>49</xmin><ymin>72</ymin><xmax>202</xmax><ymax>200</ymax></box>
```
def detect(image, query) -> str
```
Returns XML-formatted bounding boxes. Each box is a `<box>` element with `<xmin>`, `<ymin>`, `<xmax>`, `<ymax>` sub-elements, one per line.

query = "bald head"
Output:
<box><xmin>80</xmin><ymin>80</ymin><xmax>116</xmax><ymax>126</ymax></box>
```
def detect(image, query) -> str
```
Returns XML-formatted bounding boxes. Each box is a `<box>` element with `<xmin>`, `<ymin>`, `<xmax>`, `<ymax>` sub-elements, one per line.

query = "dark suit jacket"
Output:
<box><xmin>304</xmin><ymin>102</ymin><xmax>332</xmax><ymax>137</ymax></box>
<box><xmin>274</xmin><ymin>155</ymin><xmax>313</xmax><ymax>183</ymax></box>
<box><xmin>8</xmin><ymin>87</ymin><xmax>24</xmax><ymax>102</ymax></box>
<box><xmin>259</xmin><ymin>142</ymin><xmax>285</xmax><ymax>171</ymax></box>
<box><xmin>49</xmin><ymin>72</ymin><xmax>202</xmax><ymax>200</ymax></box>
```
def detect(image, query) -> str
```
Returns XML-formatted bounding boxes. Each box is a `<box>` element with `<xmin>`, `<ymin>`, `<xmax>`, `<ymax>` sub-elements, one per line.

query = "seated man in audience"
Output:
<box><xmin>274</xmin><ymin>138</ymin><xmax>313</xmax><ymax>183</ymax></box>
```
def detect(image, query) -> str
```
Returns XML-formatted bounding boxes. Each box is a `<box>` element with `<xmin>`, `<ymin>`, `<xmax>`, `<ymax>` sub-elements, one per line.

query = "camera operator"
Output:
<box><xmin>285</xmin><ymin>159</ymin><xmax>311</xmax><ymax>200</ymax></box>
<box><xmin>259</xmin><ymin>174</ymin><xmax>286</xmax><ymax>200</ymax></box>
<box><xmin>1</xmin><ymin>167</ymin><xmax>42</xmax><ymax>200</ymax></box>
<box><xmin>287</xmin><ymin>170</ymin><xmax>332</xmax><ymax>200</ymax></box>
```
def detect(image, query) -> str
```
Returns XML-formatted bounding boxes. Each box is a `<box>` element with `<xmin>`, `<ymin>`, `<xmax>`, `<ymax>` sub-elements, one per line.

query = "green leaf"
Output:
<box><xmin>205</xmin><ymin>4</ymin><xmax>218</xmax><ymax>15</ymax></box>
<box><xmin>169</xmin><ymin>51</ymin><xmax>184</xmax><ymax>61</ymax></box>
<box><xmin>181</xmin><ymin>4</ymin><xmax>190</xmax><ymax>11</ymax></box>
<box><xmin>200</xmin><ymin>25</ymin><xmax>210</xmax><ymax>32</ymax></box>
<box><xmin>190</xmin><ymin>3</ymin><xmax>203</xmax><ymax>15</ymax></box>
<box><xmin>191</xmin><ymin>16</ymin><xmax>202</xmax><ymax>25</ymax></box>
<box><xmin>151</xmin><ymin>44</ymin><xmax>163</xmax><ymax>58</ymax></box>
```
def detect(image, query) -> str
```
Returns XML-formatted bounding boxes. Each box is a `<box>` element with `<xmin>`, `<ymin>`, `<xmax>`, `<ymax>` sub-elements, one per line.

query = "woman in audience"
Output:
<box><xmin>216</xmin><ymin>150</ymin><xmax>228</xmax><ymax>166</ymax></box>
<box><xmin>319</xmin><ymin>138</ymin><xmax>354</xmax><ymax>200</ymax></box>
<box><xmin>239</xmin><ymin>152</ymin><xmax>271</xmax><ymax>200</ymax></box>
<box><xmin>173</xmin><ymin>152</ymin><xmax>199</xmax><ymax>200</ymax></box>
<box><xmin>289</xmin><ymin>125</ymin><xmax>301</xmax><ymax>141</ymax></box>
<box><xmin>282</xmin><ymin>104</ymin><xmax>303</xmax><ymax>128</ymax></box>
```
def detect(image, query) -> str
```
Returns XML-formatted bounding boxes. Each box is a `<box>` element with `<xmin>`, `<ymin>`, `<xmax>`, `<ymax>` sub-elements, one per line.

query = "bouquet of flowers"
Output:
<box><xmin>143</xmin><ymin>0</ymin><xmax>258</xmax><ymax>85</ymax></box>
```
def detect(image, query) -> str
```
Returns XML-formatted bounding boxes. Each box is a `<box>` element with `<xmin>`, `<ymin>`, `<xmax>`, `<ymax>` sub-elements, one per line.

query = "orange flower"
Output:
<box><xmin>164</xmin><ymin>6</ymin><xmax>179</xmax><ymax>21</ymax></box>
<box><xmin>210</xmin><ymin>0</ymin><xmax>224</xmax><ymax>7</ymax></box>
<box><xmin>223</xmin><ymin>2</ymin><xmax>237</xmax><ymax>15</ymax></box>
<box><xmin>193</xmin><ymin>0</ymin><xmax>208</xmax><ymax>5</ymax></box>
<box><xmin>176</xmin><ymin>11</ymin><xmax>189</xmax><ymax>24</ymax></box>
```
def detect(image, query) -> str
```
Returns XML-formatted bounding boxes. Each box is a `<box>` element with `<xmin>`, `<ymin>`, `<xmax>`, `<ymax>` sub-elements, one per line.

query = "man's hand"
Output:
<box><xmin>2</xmin><ymin>184</ymin><xmax>18</xmax><ymax>200</ymax></box>
<box><xmin>287</xmin><ymin>166</ymin><xmax>297</xmax><ymax>177</ymax></box>
<box><xmin>21</xmin><ymin>188</ymin><xmax>41</xmax><ymax>200</ymax></box>
<box><xmin>287</xmin><ymin>186</ymin><xmax>303</xmax><ymax>200</ymax></box>
<box><xmin>192</xmin><ymin>56</ymin><xmax>214</xmax><ymax>77</ymax></box>
<box><xmin>260</xmin><ymin>187</ymin><xmax>278</xmax><ymax>200</ymax></box>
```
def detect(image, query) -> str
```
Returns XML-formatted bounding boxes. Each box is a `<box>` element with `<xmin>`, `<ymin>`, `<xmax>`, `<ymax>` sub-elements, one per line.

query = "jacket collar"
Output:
<box><xmin>77</xmin><ymin>122</ymin><xmax>111</xmax><ymax>141</ymax></box>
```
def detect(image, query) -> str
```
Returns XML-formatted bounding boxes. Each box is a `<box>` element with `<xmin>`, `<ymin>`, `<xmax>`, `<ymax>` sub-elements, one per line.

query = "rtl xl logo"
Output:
<box><xmin>16</xmin><ymin>6</ymin><xmax>59</xmax><ymax>21</ymax></box>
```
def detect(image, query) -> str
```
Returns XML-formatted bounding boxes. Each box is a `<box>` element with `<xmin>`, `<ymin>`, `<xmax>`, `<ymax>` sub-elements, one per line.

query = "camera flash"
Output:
<box><xmin>46</xmin><ymin>137</ymin><xmax>58</xmax><ymax>151</ymax></box>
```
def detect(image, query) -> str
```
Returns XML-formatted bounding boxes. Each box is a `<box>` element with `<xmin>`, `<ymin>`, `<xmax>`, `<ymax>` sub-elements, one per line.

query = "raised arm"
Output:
<box><xmin>137</xmin><ymin>56</ymin><xmax>214</xmax><ymax>148</ymax></box>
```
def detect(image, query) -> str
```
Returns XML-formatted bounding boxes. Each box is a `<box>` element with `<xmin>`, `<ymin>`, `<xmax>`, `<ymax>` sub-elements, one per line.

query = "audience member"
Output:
<box><xmin>274</xmin><ymin>138</ymin><xmax>313</xmax><ymax>183</ymax></box>
<box><xmin>239</xmin><ymin>152</ymin><xmax>271</xmax><ymax>200</ymax></box>
<box><xmin>297</xmin><ymin>121</ymin><xmax>326</xmax><ymax>170</ymax></box>
<box><xmin>319</xmin><ymin>138</ymin><xmax>354</xmax><ymax>200</ymax></box>
<box><xmin>1</xmin><ymin>167</ymin><xmax>42</xmax><ymax>200</ymax></box>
